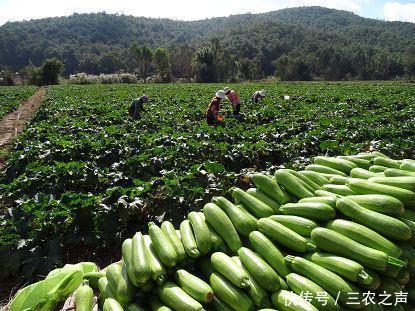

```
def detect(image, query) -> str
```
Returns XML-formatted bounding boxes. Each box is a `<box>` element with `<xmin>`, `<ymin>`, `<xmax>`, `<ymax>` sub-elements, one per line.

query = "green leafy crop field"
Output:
<box><xmin>0</xmin><ymin>86</ymin><xmax>38</xmax><ymax>118</ymax></box>
<box><xmin>0</xmin><ymin>81</ymin><xmax>414</xmax><ymax>286</ymax></box>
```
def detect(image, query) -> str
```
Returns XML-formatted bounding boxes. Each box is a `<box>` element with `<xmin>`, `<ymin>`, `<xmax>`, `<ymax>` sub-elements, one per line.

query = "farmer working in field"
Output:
<box><xmin>129</xmin><ymin>95</ymin><xmax>148</xmax><ymax>119</ymax></box>
<box><xmin>223</xmin><ymin>87</ymin><xmax>241</xmax><ymax>116</ymax></box>
<box><xmin>206</xmin><ymin>90</ymin><xmax>226</xmax><ymax>125</ymax></box>
<box><xmin>252</xmin><ymin>89</ymin><xmax>266</xmax><ymax>103</ymax></box>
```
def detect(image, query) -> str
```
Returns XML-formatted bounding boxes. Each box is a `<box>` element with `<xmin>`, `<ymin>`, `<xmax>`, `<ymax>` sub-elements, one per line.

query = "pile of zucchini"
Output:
<box><xmin>9</xmin><ymin>151</ymin><xmax>415</xmax><ymax>311</ymax></box>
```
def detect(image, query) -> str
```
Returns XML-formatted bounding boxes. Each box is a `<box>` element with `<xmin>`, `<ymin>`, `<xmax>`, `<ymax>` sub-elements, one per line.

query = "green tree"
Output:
<box><xmin>404</xmin><ymin>47</ymin><xmax>415</xmax><ymax>78</ymax></box>
<box><xmin>171</xmin><ymin>44</ymin><xmax>194</xmax><ymax>81</ymax></box>
<box><xmin>154</xmin><ymin>48</ymin><xmax>171</xmax><ymax>82</ymax></box>
<box><xmin>98</xmin><ymin>52</ymin><xmax>123</xmax><ymax>74</ymax></box>
<box><xmin>130</xmin><ymin>43</ymin><xmax>154</xmax><ymax>80</ymax></box>
<box><xmin>41</xmin><ymin>58</ymin><xmax>63</xmax><ymax>85</ymax></box>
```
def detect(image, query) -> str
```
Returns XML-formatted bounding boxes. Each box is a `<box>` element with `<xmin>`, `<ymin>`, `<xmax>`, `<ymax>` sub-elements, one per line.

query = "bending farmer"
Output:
<box><xmin>206</xmin><ymin>90</ymin><xmax>226</xmax><ymax>125</ymax></box>
<box><xmin>129</xmin><ymin>95</ymin><xmax>148</xmax><ymax>119</ymax></box>
<box><xmin>224</xmin><ymin>87</ymin><xmax>241</xmax><ymax>115</ymax></box>
<box><xmin>252</xmin><ymin>89</ymin><xmax>266</xmax><ymax>103</ymax></box>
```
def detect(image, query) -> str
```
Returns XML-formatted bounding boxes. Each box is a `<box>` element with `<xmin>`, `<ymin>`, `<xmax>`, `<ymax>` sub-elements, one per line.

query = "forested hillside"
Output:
<box><xmin>0</xmin><ymin>6</ymin><xmax>414</xmax><ymax>80</ymax></box>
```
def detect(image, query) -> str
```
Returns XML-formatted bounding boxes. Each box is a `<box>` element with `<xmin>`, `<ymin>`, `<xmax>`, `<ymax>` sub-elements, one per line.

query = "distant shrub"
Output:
<box><xmin>69</xmin><ymin>73</ymin><xmax>138</xmax><ymax>84</ymax></box>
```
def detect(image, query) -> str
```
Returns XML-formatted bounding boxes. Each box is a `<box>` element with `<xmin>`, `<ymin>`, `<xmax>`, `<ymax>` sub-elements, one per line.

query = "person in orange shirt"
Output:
<box><xmin>206</xmin><ymin>90</ymin><xmax>226</xmax><ymax>125</ymax></box>
<box><xmin>223</xmin><ymin>87</ymin><xmax>241</xmax><ymax>115</ymax></box>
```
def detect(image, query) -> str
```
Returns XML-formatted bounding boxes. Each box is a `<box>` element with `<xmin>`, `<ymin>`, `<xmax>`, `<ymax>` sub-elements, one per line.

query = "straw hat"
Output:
<box><xmin>215</xmin><ymin>90</ymin><xmax>226</xmax><ymax>99</ymax></box>
<box><xmin>259</xmin><ymin>90</ymin><xmax>266</xmax><ymax>97</ymax></box>
<box><xmin>223</xmin><ymin>87</ymin><xmax>231</xmax><ymax>94</ymax></box>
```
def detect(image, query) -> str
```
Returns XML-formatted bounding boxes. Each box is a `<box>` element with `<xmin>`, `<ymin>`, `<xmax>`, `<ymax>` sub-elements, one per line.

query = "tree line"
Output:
<box><xmin>1</xmin><ymin>8</ymin><xmax>415</xmax><ymax>84</ymax></box>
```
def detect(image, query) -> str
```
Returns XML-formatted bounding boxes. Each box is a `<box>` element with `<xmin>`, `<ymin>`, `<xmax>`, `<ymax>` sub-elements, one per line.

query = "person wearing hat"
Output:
<box><xmin>223</xmin><ymin>87</ymin><xmax>241</xmax><ymax>116</ymax></box>
<box><xmin>206</xmin><ymin>90</ymin><xmax>226</xmax><ymax>125</ymax></box>
<box><xmin>129</xmin><ymin>95</ymin><xmax>148</xmax><ymax>119</ymax></box>
<box><xmin>252</xmin><ymin>89</ymin><xmax>266</xmax><ymax>103</ymax></box>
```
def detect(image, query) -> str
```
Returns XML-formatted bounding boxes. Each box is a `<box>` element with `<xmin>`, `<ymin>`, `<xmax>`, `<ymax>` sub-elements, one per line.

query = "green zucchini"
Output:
<box><xmin>211</xmin><ymin>252</ymin><xmax>250</xmax><ymax>288</ymax></box>
<box><xmin>143</xmin><ymin>235</ymin><xmax>167</xmax><ymax>285</ymax></box>
<box><xmin>127</xmin><ymin>303</ymin><xmax>146</xmax><ymax>311</ymax></box>
<box><xmin>210</xmin><ymin>272</ymin><xmax>254</xmax><ymax>311</ymax></box>
<box><xmin>157</xmin><ymin>281</ymin><xmax>203</xmax><ymax>311</ymax></box>
<box><xmin>203</xmin><ymin>203</ymin><xmax>242</xmax><ymax>253</ymax></box>
<box><xmin>150</xmin><ymin>297</ymin><xmax>172</xmax><ymax>311</ymax></box>
<box><xmin>248</xmin><ymin>230</ymin><xmax>290</xmax><ymax>277</ymax></box>
<box><xmin>122</xmin><ymin>238</ymin><xmax>140</xmax><ymax>287</ymax></box>
<box><xmin>369</xmin><ymin>165</ymin><xmax>389</xmax><ymax>173</ymax></box>
<box><xmin>232</xmin><ymin>256</ymin><xmax>271</xmax><ymax>308</ymax></box>
<box><xmin>84</xmin><ymin>271</ymin><xmax>105</xmax><ymax>289</ymax></box>
<box><xmin>180</xmin><ymin>220</ymin><xmax>201</xmax><ymax>258</ymax></box>
<box><xmin>326</xmin><ymin>219</ymin><xmax>402</xmax><ymax>258</ymax></box>
<box><xmin>299</xmin><ymin>170</ymin><xmax>330</xmax><ymax>186</ymax></box>
<box><xmin>322</xmin><ymin>184</ymin><xmax>356</xmax><ymax>196</ymax></box>
<box><xmin>360</xmin><ymin>269</ymin><xmax>380</xmax><ymax>291</ymax></box>
<box><xmin>286</xmin><ymin>273</ymin><xmax>340</xmax><ymax>311</ymax></box>
<box><xmin>237</xmin><ymin>247</ymin><xmax>280</xmax><ymax>291</ymax></box>
<box><xmin>137</xmin><ymin>279</ymin><xmax>154</xmax><ymax>292</ymax></box>
<box><xmin>103</xmin><ymin>298</ymin><xmax>124</xmax><ymax>311</ymax></box>
<box><xmin>314</xmin><ymin>189</ymin><xmax>339</xmax><ymax>197</ymax></box>
<box><xmin>299</xmin><ymin>196</ymin><xmax>336</xmax><ymax>208</ymax></box>
<box><xmin>106</xmin><ymin>262</ymin><xmax>135</xmax><ymax>305</ymax></box>
<box><xmin>207</xmin><ymin>224</ymin><xmax>229</xmax><ymax>253</ymax></box>
<box><xmin>337</xmin><ymin>156</ymin><xmax>371</xmax><ymax>170</ymax></box>
<box><xmin>314</xmin><ymin>156</ymin><xmax>357</xmax><ymax>174</ymax></box>
<box><xmin>246</xmin><ymin>188</ymin><xmax>281</xmax><ymax>213</ymax></box>
<box><xmin>346</xmin><ymin>194</ymin><xmax>404</xmax><ymax>216</ymax></box>
<box><xmin>310</xmin><ymin>227</ymin><xmax>406</xmax><ymax>271</ymax></box>
<box><xmin>212</xmin><ymin>297</ymin><xmax>233</xmax><ymax>311</ymax></box>
<box><xmin>305</xmin><ymin>252</ymin><xmax>373</xmax><ymax>285</ymax></box>
<box><xmin>275</xmin><ymin>169</ymin><xmax>315</xmax><ymax>199</ymax></box>
<box><xmin>347</xmin><ymin>179</ymin><xmax>415</xmax><ymax>207</ymax></box>
<box><xmin>131</xmin><ymin>232</ymin><xmax>152</xmax><ymax>285</ymax></box>
<box><xmin>353</xmin><ymin>152</ymin><xmax>381</xmax><ymax>160</ymax></box>
<box><xmin>284</xmin><ymin>255</ymin><xmax>362</xmax><ymax>309</ymax></box>
<box><xmin>176</xmin><ymin>269</ymin><xmax>214</xmax><ymax>304</ymax></box>
<box><xmin>258</xmin><ymin>218</ymin><xmax>316</xmax><ymax>252</ymax></box>
<box><xmin>350</xmin><ymin>168</ymin><xmax>378</xmax><ymax>179</ymax></box>
<box><xmin>251</xmin><ymin>173</ymin><xmax>290</xmax><ymax>204</ymax></box>
<box><xmin>402</xmin><ymin>209</ymin><xmax>415</xmax><ymax>221</ymax></box>
<box><xmin>161</xmin><ymin>221</ymin><xmax>187</xmax><ymax>261</ymax></box>
<box><xmin>400</xmin><ymin>161</ymin><xmax>415</xmax><ymax>172</ymax></box>
<box><xmin>335</xmin><ymin>197</ymin><xmax>411</xmax><ymax>241</ymax></box>
<box><xmin>75</xmin><ymin>280</ymin><xmax>94</xmax><ymax>311</ymax></box>
<box><xmin>212</xmin><ymin>196</ymin><xmax>257</xmax><ymax>236</ymax></box>
<box><xmin>384</xmin><ymin>168</ymin><xmax>415</xmax><ymax>177</ymax></box>
<box><xmin>329</xmin><ymin>176</ymin><xmax>350</xmax><ymax>185</ymax></box>
<box><xmin>368</xmin><ymin>176</ymin><xmax>415</xmax><ymax>191</ymax></box>
<box><xmin>378</xmin><ymin>276</ymin><xmax>402</xmax><ymax>295</ymax></box>
<box><xmin>399</xmin><ymin>244</ymin><xmax>415</xmax><ymax>267</ymax></box>
<box><xmin>374</xmin><ymin>156</ymin><xmax>401</xmax><ymax>169</ymax></box>
<box><xmin>284</xmin><ymin>169</ymin><xmax>321</xmax><ymax>192</ymax></box>
<box><xmin>188</xmin><ymin>211</ymin><xmax>212</xmax><ymax>255</ymax></box>
<box><xmin>280</xmin><ymin>202</ymin><xmax>335</xmax><ymax>222</ymax></box>
<box><xmin>98</xmin><ymin>277</ymin><xmax>116</xmax><ymax>302</ymax></box>
<box><xmin>231</xmin><ymin>187</ymin><xmax>274</xmax><ymax>218</ymax></box>
<box><xmin>271</xmin><ymin>290</ymin><xmax>319</xmax><ymax>311</ymax></box>
<box><xmin>270</xmin><ymin>215</ymin><xmax>318</xmax><ymax>236</ymax></box>
<box><xmin>148</xmin><ymin>222</ymin><xmax>178</xmax><ymax>268</ymax></box>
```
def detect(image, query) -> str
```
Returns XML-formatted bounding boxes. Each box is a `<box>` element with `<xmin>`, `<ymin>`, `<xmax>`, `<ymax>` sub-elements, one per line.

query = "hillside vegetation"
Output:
<box><xmin>0</xmin><ymin>7</ymin><xmax>414</xmax><ymax>80</ymax></box>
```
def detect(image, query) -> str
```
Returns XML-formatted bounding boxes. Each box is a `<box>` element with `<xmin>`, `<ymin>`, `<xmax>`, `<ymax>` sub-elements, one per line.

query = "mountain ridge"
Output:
<box><xmin>0</xmin><ymin>6</ymin><xmax>414</xmax><ymax>79</ymax></box>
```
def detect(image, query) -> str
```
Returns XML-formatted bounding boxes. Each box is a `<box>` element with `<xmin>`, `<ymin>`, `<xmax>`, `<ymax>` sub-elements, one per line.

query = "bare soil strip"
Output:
<box><xmin>0</xmin><ymin>87</ymin><xmax>46</xmax><ymax>170</ymax></box>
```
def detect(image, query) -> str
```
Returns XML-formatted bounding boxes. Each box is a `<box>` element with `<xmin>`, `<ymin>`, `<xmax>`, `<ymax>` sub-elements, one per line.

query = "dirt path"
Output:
<box><xmin>0</xmin><ymin>87</ymin><xmax>46</xmax><ymax>170</ymax></box>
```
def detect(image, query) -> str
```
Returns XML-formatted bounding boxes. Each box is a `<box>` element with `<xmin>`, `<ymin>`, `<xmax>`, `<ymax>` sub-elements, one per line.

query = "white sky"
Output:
<box><xmin>0</xmin><ymin>0</ymin><xmax>414</xmax><ymax>25</ymax></box>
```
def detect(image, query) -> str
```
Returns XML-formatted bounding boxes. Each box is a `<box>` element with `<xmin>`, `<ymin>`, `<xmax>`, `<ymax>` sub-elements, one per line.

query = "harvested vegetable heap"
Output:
<box><xmin>9</xmin><ymin>151</ymin><xmax>415</xmax><ymax>310</ymax></box>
